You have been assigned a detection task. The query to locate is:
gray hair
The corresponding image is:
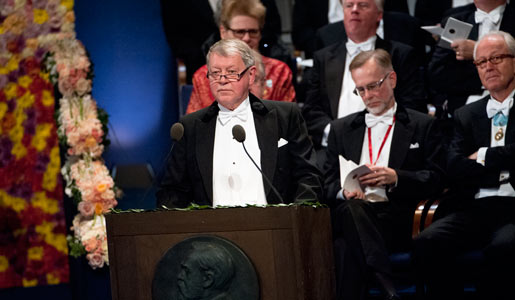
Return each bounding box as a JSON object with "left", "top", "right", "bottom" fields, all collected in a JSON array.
[
  {"left": 207, "top": 39, "right": 256, "bottom": 70},
  {"left": 473, "top": 31, "right": 515, "bottom": 59},
  {"left": 349, "top": 49, "right": 393, "bottom": 72},
  {"left": 342, "top": 0, "right": 384, "bottom": 12}
]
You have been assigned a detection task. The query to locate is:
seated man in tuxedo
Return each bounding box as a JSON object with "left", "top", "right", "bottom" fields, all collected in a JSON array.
[
  {"left": 427, "top": 0, "right": 515, "bottom": 114},
  {"left": 156, "top": 39, "right": 322, "bottom": 208},
  {"left": 324, "top": 49, "right": 445, "bottom": 300},
  {"left": 413, "top": 31, "right": 515, "bottom": 300},
  {"left": 301, "top": 0, "right": 425, "bottom": 168},
  {"left": 315, "top": 6, "right": 428, "bottom": 66}
]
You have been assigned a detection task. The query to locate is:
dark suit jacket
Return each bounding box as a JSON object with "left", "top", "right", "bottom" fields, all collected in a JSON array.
[
  {"left": 427, "top": 2, "right": 515, "bottom": 113},
  {"left": 315, "top": 11, "right": 428, "bottom": 64},
  {"left": 156, "top": 94, "right": 323, "bottom": 208},
  {"left": 448, "top": 96, "right": 515, "bottom": 200},
  {"left": 302, "top": 36, "right": 426, "bottom": 147},
  {"left": 324, "top": 105, "right": 445, "bottom": 210},
  {"left": 415, "top": 0, "right": 452, "bottom": 25}
]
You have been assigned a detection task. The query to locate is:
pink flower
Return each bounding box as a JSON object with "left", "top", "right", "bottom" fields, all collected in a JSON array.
[
  {"left": 75, "top": 78, "right": 91, "bottom": 95},
  {"left": 56, "top": 63, "right": 69, "bottom": 77},
  {"left": 84, "top": 237, "right": 100, "bottom": 252},
  {"left": 86, "top": 252, "right": 105, "bottom": 269},
  {"left": 76, "top": 56, "right": 90, "bottom": 70},
  {"left": 78, "top": 201, "right": 95, "bottom": 217},
  {"left": 58, "top": 77, "right": 73, "bottom": 97}
]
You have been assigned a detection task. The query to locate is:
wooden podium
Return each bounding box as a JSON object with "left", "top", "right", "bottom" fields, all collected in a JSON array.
[{"left": 105, "top": 206, "right": 335, "bottom": 300}]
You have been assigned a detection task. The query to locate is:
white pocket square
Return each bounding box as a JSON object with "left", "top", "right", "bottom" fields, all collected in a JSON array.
[
  {"left": 410, "top": 142, "right": 419, "bottom": 149},
  {"left": 278, "top": 138, "right": 289, "bottom": 148}
]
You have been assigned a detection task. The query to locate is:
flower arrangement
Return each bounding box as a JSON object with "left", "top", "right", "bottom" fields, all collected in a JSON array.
[
  {"left": 1, "top": 0, "right": 118, "bottom": 276},
  {"left": 42, "top": 36, "right": 118, "bottom": 269}
]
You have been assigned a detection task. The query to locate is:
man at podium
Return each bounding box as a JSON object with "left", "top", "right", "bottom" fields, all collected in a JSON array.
[{"left": 156, "top": 39, "right": 322, "bottom": 208}]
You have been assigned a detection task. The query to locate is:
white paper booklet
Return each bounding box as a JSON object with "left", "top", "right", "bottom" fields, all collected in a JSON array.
[
  {"left": 422, "top": 17, "right": 473, "bottom": 49},
  {"left": 338, "top": 155, "right": 372, "bottom": 193}
]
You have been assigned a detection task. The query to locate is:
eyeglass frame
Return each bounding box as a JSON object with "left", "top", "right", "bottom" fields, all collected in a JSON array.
[
  {"left": 473, "top": 54, "right": 514, "bottom": 69},
  {"left": 227, "top": 27, "right": 261, "bottom": 38},
  {"left": 353, "top": 71, "right": 392, "bottom": 96},
  {"left": 206, "top": 66, "right": 252, "bottom": 82}
]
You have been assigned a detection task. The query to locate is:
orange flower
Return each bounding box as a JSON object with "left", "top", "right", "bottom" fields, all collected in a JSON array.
[
  {"left": 96, "top": 183, "right": 107, "bottom": 193},
  {"left": 94, "top": 203, "right": 104, "bottom": 215},
  {"left": 85, "top": 136, "right": 97, "bottom": 148}
]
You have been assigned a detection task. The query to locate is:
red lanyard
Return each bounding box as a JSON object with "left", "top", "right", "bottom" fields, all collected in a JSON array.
[{"left": 368, "top": 116, "right": 395, "bottom": 165}]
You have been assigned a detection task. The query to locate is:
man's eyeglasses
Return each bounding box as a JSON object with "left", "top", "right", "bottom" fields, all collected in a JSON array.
[
  {"left": 207, "top": 66, "right": 251, "bottom": 82},
  {"left": 353, "top": 72, "right": 392, "bottom": 96},
  {"left": 473, "top": 54, "right": 514, "bottom": 69},
  {"left": 227, "top": 27, "right": 261, "bottom": 38}
]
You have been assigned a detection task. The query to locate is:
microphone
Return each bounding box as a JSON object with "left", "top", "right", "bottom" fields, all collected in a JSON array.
[
  {"left": 170, "top": 122, "right": 184, "bottom": 141},
  {"left": 232, "top": 125, "right": 284, "bottom": 204},
  {"left": 232, "top": 124, "right": 246, "bottom": 143}
]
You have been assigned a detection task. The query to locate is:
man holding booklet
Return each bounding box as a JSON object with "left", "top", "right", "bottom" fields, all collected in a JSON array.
[{"left": 323, "top": 49, "right": 446, "bottom": 300}]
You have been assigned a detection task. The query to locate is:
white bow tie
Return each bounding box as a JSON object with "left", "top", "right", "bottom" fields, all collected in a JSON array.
[
  {"left": 365, "top": 111, "right": 395, "bottom": 128},
  {"left": 346, "top": 40, "right": 375, "bottom": 57},
  {"left": 218, "top": 110, "right": 248, "bottom": 125},
  {"left": 486, "top": 98, "right": 512, "bottom": 119},
  {"left": 475, "top": 10, "right": 501, "bottom": 25}
]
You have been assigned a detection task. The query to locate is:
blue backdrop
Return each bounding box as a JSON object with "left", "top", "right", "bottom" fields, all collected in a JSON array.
[{"left": 75, "top": 0, "right": 179, "bottom": 210}]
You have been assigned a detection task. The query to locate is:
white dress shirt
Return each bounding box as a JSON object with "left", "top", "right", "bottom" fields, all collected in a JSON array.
[
  {"left": 475, "top": 90, "right": 515, "bottom": 199},
  {"left": 212, "top": 98, "right": 267, "bottom": 207},
  {"left": 358, "top": 103, "right": 397, "bottom": 202}
]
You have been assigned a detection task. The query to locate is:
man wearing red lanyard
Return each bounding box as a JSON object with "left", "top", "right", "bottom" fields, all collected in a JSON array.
[{"left": 323, "top": 49, "right": 446, "bottom": 300}]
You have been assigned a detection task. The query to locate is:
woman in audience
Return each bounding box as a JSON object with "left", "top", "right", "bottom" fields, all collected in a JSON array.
[{"left": 186, "top": 0, "right": 295, "bottom": 114}]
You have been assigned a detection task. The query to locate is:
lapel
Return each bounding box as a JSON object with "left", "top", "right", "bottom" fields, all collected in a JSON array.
[
  {"left": 470, "top": 98, "right": 491, "bottom": 147},
  {"left": 347, "top": 111, "right": 367, "bottom": 164},
  {"left": 500, "top": 2, "right": 515, "bottom": 34},
  {"left": 326, "top": 41, "right": 348, "bottom": 119},
  {"left": 196, "top": 102, "right": 219, "bottom": 204},
  {"left": 375, "top": 36, "right": 391, "bottom": 53},
  {"left": 250, "top": 95, "right": 278, "bottom": 197},
  {"left": 388, "top": 106, "right": 414, "bottom": 169},
  {"left": 507, "top": 103, "right": 515, "bottom": 145},
  {"left": 464, "top": 9, "right": 479, "bottom": 40}
]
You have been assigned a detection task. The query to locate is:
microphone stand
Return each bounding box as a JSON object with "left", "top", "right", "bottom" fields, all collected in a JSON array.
[{"left": 240, "top": 141, "right": 284, "bottom": 204}]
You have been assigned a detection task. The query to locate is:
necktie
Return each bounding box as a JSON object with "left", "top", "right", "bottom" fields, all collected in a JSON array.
[
  {"left": 474, "top": 10, "right": 501, "bottom": 25},
  {"left": 218, "top": 110, "right": 248, "bottom": 126},
  {"left": 365, "top": 111, "right": 394, "bottom": 128},
  {"left": 493, "top": 112, "right": 508, "bottom": 127}
]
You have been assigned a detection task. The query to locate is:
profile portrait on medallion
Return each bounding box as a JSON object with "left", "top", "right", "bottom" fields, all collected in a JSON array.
[{"left": 152, "top": 235, "right": 259, "bottom": 300}]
